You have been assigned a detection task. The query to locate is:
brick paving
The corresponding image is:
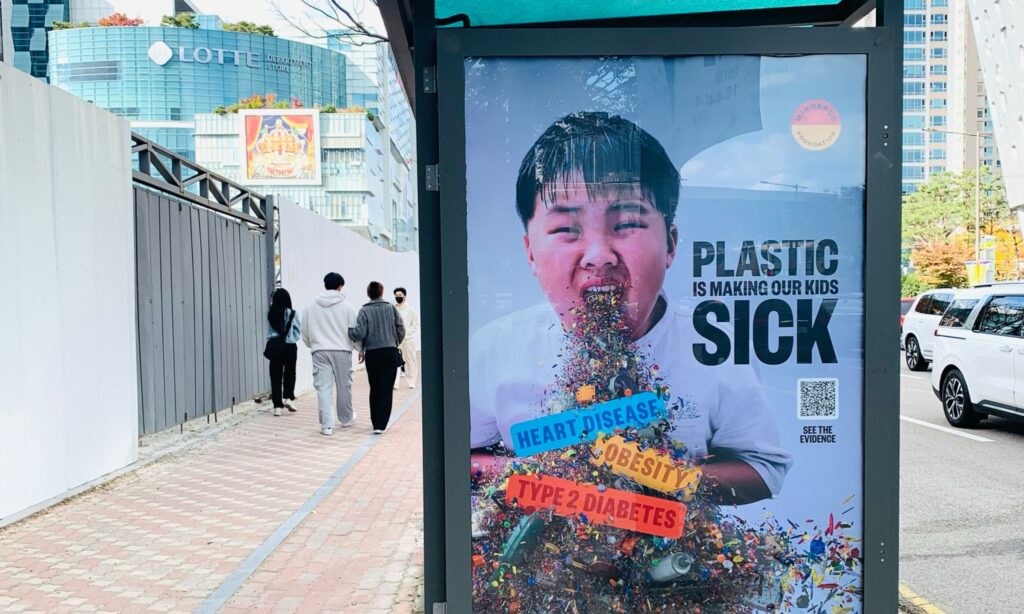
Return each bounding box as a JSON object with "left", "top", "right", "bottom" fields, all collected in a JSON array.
[{"left": 0, "top": 371, "right": 424, "bottom": 614}]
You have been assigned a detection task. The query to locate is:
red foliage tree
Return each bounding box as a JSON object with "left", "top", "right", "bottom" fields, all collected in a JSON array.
[{"left": 98, "top": 13, "right": 144, "bottom": 27}]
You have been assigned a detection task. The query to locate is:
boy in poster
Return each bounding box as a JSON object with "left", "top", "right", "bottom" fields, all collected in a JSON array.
[{"left": 470, "top": 111, "right": 793, "bottom": 505}]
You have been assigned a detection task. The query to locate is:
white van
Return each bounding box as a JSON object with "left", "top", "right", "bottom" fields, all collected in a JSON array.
[
  {"left": 902, "top": 289, "right": 955, "bottom": 371},
  {"left": 931, "top": 283, "right": 1024, "bottom": 427}
]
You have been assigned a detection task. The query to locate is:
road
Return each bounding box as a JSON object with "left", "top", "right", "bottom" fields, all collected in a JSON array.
[{"left": 899, "top": 358, "right": 1024, "bottom": 614}]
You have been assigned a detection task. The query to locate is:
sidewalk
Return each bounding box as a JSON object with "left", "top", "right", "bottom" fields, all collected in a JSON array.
[{"left": 0, "top": 372, "right": 424, "bottom": 614}]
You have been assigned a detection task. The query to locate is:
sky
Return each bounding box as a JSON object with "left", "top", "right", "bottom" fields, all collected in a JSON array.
[{"left": 188, "top": 0, "right": 386, "bottom": 44}]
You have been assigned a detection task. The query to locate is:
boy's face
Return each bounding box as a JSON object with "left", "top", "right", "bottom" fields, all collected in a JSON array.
[{"left": 524, "top": 177, "right": 677, "bottom": 339}]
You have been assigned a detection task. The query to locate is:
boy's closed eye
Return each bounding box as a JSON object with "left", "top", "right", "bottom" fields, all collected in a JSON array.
[
  {"left": 549, "top": 225, "right": 580, "bottom": 236},
  {"left": 614, "top": 218, "right": 647, "bottom": 232}
]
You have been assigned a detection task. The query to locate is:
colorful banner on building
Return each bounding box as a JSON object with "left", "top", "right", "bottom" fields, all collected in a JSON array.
[
  {"left": 467, "top": 55, "right": 866, "bottom": 612},
  {"left": 240, "top": 109, "right": 321, "bottom": 185}
]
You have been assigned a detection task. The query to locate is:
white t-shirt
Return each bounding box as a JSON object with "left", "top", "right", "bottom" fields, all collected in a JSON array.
[{"left": 469, "top": 298, "right": 793, "bottom": 496}]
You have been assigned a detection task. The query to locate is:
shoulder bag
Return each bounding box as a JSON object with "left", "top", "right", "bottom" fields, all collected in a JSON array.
[{"left": 263, "top": 310, "right": 296, "bottom": 360}]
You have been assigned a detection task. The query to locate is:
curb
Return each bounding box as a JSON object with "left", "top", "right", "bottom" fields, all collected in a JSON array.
[{"left": 899, "top": 583, "right": 947, "bottom": 614}]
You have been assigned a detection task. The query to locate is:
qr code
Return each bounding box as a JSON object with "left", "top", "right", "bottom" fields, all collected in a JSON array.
[{"left": 798, "top": 378, "right": 838, "bottom": 420}]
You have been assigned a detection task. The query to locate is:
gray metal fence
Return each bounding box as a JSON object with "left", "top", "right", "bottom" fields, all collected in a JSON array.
[{"left": 132, "top": 133, "right": 274, "bottom": 435}]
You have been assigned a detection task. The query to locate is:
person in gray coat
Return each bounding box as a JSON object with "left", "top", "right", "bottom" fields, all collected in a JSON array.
[{"left": 349, "top": 281, "right": 405, "bottom": 433}]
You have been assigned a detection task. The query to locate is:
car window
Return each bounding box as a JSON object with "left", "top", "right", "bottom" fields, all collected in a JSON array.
[
  {"left": 974, "top": 296, "right": 1024, "bottom": 336},
  {"left": 900, "top": 300, "right": 914, "bottom": 315},
  {"left": 938, "top": 299, "right": 978, "bottom": 328},
  {"left": 914, "top": 295, "right": 933, "bottom": 314},
  {"left": 928, "top": 292, "right": 953, "bottom": 315}
]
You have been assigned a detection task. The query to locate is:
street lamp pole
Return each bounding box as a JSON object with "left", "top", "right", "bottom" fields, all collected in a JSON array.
[
  {"left": 923, "top": 127, "right": 983, "bottom": 263},
  {"left": 975, "top": 133, "right": 981, "bottom": 264}
]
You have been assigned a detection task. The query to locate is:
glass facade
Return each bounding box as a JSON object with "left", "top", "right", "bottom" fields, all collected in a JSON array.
[
  {"left": 328, "top": 32, "right": 415, "bottom": 163},
  {"left": 10, "top": 0, "right": 68, "bottom": 80},
  {"left": 48, "top": 25, "right": 347, "bottom": 159},
  {"left": 195, "top": 112, "right": 417, "bottom": 252},
  {"left": 902, "top": 0, "right": 931, "bottom": 193},
  {"left": 902, "top": 1, "right": 999, "bottom": 194}
]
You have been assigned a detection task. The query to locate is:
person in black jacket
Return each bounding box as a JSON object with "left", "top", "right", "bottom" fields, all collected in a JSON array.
[
  {"left": 349, "top": 281, "right": 405, "bottom": 433},
  {"left": 266, "top": 288, "right": 301, "bottom": 417}
]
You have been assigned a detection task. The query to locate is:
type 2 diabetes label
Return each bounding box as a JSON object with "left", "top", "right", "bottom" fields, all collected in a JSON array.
[{"left": 505, "top": 474, "right": 686, "bottom": 538}]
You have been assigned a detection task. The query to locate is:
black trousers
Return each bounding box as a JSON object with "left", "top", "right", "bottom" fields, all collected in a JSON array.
[
  {"left": 365, "top": 347, "right": 401, "bottom": 430},
  {"left": 269, "top": 343, "right": 298, "bottom": 408}
]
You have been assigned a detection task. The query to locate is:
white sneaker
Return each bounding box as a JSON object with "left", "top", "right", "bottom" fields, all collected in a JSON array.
[
  {"left": 273, "top": 407, "right": 283, "bottom": 417},
  {"left": 339, "top": 419, "right": 356, "bottom": 428},
  {"left": 408, "top": 383, "right": 416, "bottom": 389},
  {"left": 372, "top": 429, "right": 384, "bottom": 435},
  {"left": 284, "top": 399, "right": 297, "bottom": 412},
  {"left": 320, "top": 427, "right": 334, "bottom": 436}
]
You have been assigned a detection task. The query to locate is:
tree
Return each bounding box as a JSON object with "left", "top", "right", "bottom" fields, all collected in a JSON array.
[
  {"left": 98, "top": 12, "right": 144, "bottom": 26},
  {"left": 216, "top": 93, "right": 308, "bottom": 114},
  {"left": 271, "top": 0, "right": 387, "bottom": 46},
  {"left": 51, "top": 21, "right": 90, "bottom": 30},
  {"left": 901, "top": 273, "right": 932, "bottom": 297},
  {"left": 223, "top": 21, "right": 276, "bottom": 36},
  {"left": 160, "top": 13, "right": 199, "bottom": 29},
  {"left": 903, "top": 169, "right": 1022, "bottom": 283},
  {"left": 902, "top": 168, "right": 1010, "bottom": 246},
  {"left": 993, "top": 226, "right": 1024, "bottom": 280},
  {"left": 913, "top": 240, "right": 971, "bottom": 288}
]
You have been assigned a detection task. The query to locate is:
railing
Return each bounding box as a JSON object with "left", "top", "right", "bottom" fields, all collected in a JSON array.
[
  {"left": 130, "top": 133, "right": 279, "bottom": 434},
  {"left": 131, "top": 132, "right": 268, "bottom": 229}
]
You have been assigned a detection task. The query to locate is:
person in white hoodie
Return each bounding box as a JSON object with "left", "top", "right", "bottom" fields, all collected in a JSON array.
[{"left": 301, "top": 272, "right": 361, "bottom": 436}]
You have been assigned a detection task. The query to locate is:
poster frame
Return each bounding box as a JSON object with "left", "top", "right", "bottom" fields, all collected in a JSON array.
[
  {"left": 238, "top": 108, "right": 322, "bottom": 186},
  {"left": 433, "top": 24, "right": 901, "bottom": 613}
]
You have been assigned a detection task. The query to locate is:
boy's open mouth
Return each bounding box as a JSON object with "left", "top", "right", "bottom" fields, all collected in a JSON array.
[{"left": 579, "top": 277, "right": 628, "bottom": 297}]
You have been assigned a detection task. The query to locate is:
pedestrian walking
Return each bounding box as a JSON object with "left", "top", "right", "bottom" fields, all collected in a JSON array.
[
  {"left": 301, "top": 272, "right": 361, "bottom": 436},
  {"left": 265, "top": 288, "right": 301, "bottom": 417},
  {"left": 393, "top": 287, "right": 420, "bottom": 389},
  {"left": 349, "top": 281, "right": 405, "bottom": 434}
]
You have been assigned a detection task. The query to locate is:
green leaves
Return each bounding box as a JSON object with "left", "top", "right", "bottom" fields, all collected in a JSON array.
[
  {"left": 223, "top": 21, "right": 276, "bottom": 37},
  {"left": 160, "top": 13, "right": 199, "bottom": 29},
  {"left": 902, "top": 168, "right": 1009, "bottom": 246}
]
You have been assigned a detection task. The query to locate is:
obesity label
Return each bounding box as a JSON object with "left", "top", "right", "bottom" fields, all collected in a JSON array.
[
  {"left": 505, "top": 473, "right": 686, "bottom": 539},
  {"left": 509, "top": 392, "right": 666, "bottom": 457},
  {"left": 590, "top": 435, "right": 702, "bottom": 499}
]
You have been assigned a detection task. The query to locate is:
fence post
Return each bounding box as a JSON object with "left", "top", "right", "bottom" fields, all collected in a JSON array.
[{"left": 264, "top": 195, "right": 276, "bottom": 293}]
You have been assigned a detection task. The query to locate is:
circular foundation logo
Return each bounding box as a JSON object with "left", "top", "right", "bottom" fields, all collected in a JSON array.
[
  {"left": 791, "top": 99, "right": 841, "bottom": 151},
  {"left": 148, "top": 41, "right": 173, "bottom": 66}
]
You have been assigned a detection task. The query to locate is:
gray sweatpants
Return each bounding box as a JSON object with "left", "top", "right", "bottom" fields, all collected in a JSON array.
[{"left": 311, "top": 350, "right": 354, "bottom": 428}]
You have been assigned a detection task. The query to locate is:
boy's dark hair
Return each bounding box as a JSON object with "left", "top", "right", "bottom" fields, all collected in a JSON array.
[
  {"left": 515, "top": 112, "right": 680, "bottom": 238},
  {"left": 394, "top": 287, "right": 408, "bottom": 296},
  {"left": 324, "top": 272, "right": 345, "bottom": 290},
  {"left": 367, "top": 281, "right": 384, "bottom": 300}
]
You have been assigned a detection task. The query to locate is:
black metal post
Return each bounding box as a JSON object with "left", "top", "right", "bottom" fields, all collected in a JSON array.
[{"left": 416, "top": 1, "right": 447, "bottom": 610}]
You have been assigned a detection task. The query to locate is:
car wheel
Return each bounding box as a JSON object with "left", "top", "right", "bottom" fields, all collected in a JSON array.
[
  {"left": 905, "top": 336, "right": 929, "bottom": 371},
  {"left": 941, "top": 369, "right": 982, "bottom": 428}
]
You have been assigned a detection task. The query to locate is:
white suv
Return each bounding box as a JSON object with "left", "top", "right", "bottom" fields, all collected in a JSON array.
[
  {"left": 931, "top": 284, "right": 1024, "bottom": 427},
  {"left": 902, "top": 289, "right": 955, "bottom": 371}
]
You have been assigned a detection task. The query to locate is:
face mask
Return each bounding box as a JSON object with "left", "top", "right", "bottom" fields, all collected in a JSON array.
[{"left": 396, "top": 296, "right": 405, "bottom": 304}]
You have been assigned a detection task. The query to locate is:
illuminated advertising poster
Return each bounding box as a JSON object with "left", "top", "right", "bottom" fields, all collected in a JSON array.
[
  {"left": 467, "top": 56, "right": 865, "bottom": 612},
  {"left": 240, "top": 109, "right": 321, "bottom": 185}
]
